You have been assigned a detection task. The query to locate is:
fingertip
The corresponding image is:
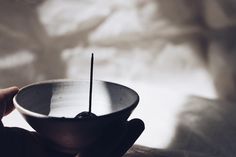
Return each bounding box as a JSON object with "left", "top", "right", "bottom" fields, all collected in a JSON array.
[
  {"left": 0, "top": 86, "right": 19, "bottom": 116},
  {"left": 106, "top": 119, "right": 145, "bottom": 157},
  {"left": 128, "top": 118, "right": 145, "bottom": 133},
  {"left": 0, "top": 86, "right": 19, "bottom": 96},
  {"left": 7, "top": 86, "right": 19, "bottom": 93}
]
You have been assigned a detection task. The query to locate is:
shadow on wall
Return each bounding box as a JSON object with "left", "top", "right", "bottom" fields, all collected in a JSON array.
[
  {"left": 152, "top": 0, "right": 236, "bottom": 156},
  {"left": 0, "top": 0, "right": 207, "bottom": 88},
  {"left": 0, "top": 0, "right": 62, "bottom": 87},
  {"left": 168, "top": 96, "right": 236, "bottom": 157},
  {"left": 0, "top": 0, "right": 106, "bottom": 88}
]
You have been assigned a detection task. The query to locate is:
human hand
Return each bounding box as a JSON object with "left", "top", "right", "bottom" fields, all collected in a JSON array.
[
  {"left": 78, "top": 119, "right": 144, "bottom": 157},
  {"left": 0, "top": 87, "right": 72, "bottom": 157},
  {"left": 0, "top": 87, "right": 19, "bottom": 120}
]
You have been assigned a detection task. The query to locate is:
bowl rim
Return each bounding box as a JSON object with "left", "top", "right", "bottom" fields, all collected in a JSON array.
[{"left": 13, "top": 79, "right": 139, "bottom": 121}]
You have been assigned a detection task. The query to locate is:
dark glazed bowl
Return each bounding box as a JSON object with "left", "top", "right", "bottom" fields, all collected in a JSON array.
[{"left": 13, "top": 80, "right": 139, "bottom": 154}]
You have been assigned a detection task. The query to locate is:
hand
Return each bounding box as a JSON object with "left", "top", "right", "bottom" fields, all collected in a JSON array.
[
  {"left": 0, "top": 87, "right": 19, "bottom": 120},
  {"left": 79, "top": 119, "right": 144, "bottom": 157},
  {"left": 0, "top": 87, "right": 145, "bottom": 157},
  {"left": 0, "top": 87, "right": 72, "bottom": 157}
]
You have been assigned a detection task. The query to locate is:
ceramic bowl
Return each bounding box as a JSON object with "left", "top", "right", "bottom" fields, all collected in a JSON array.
[{"left": 13, "top": 80, "right": 139, "bottom": 154}]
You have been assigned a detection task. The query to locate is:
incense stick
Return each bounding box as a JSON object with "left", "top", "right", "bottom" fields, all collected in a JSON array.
[{"left": 89, "top": 53, "right": 94, "bottom": 113}]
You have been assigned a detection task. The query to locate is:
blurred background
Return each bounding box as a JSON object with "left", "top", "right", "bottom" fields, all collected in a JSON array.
[{"left": 1, "top": 0, "right": 227, "bottom": 149}]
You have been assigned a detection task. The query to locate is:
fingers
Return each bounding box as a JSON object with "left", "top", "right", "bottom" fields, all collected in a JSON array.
[
  {"left": 1, "top": 127, "right": 74, "bottom": 157},
  {"left": 110, "top": 119, "right": 145, "bottom": 157},
  {"left": 0, "top": 87, "right": 74, "bottom": 157},
  {"left": 1, "top": 127, "right": 46, "bottom": 157},
  {"left": 0, "top": 86, "right": 19, "bottom": 119},
  {"left": 80, "top": 119, "right": 145, "bottom": 157},
  {"left": 0, "top": 87, "right": 19, "bottom": 101}
]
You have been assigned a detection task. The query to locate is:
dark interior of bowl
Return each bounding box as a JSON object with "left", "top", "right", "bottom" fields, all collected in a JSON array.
[{"left": 15, "top": 80, "right": 139, "bottom": 118}]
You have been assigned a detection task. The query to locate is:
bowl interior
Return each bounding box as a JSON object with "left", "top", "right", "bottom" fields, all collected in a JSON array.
[{"left": 14, "top": 80, "right": 139, "bottom": 118}]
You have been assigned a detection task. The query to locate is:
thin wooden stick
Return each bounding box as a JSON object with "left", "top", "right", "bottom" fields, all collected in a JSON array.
[{"left": 89, "top": 53, "right": 94, "bottom": 113}]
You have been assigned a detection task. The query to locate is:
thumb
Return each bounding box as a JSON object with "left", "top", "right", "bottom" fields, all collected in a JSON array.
[{"left": 0, "top": 86, "right": 19, "bottom": 119}]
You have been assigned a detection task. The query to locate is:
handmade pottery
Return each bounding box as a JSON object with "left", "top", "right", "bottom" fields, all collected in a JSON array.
[{"left": 13, "top": 80, "right": 139, "bottom": 154}]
